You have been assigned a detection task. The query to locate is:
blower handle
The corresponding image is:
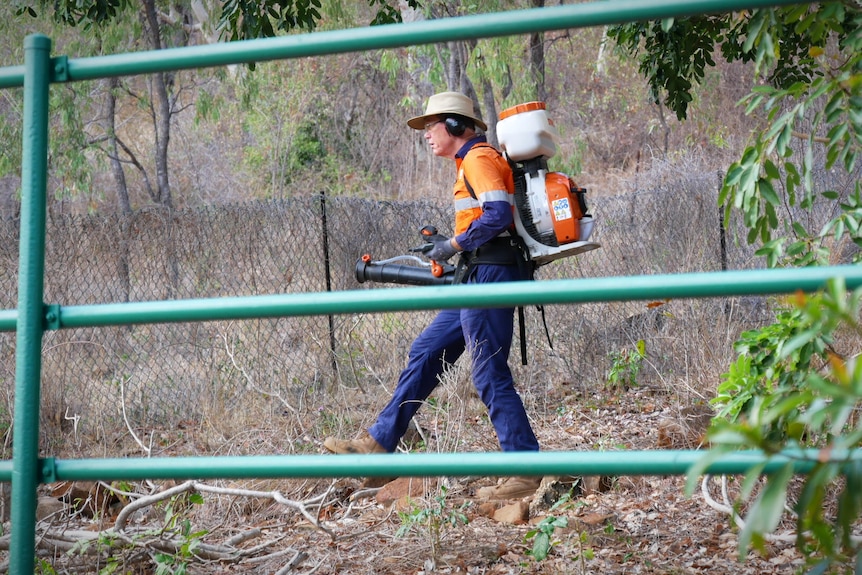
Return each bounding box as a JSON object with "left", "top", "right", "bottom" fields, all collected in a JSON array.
[{"left": 418, "top": 225, "right": 444, "bottom": 277}]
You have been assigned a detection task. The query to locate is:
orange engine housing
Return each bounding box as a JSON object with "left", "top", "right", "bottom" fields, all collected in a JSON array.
[{"left": 544, "top": 172, "right": 584, "bottom": 244}]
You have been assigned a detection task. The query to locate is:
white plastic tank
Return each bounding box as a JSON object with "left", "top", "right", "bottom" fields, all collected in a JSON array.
[{"left": 496, "top": 102, "right": 558, "bottom": 162}]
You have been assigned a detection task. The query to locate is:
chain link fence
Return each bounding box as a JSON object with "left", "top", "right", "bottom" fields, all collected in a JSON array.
[{"left": 0, "top": 172, "right": 800, "bottom": 457}]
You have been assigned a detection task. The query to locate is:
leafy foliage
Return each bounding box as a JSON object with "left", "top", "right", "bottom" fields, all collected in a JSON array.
[
  {"left": 605, "top": 339, "right": 645, "bottom": 390},
  {"left": 368, "top": 0, "right": 422, "bottom": 26},
  {"left": 14, "top": 0, "right": 131, "bottom": 28},
  {"left": 218, "top": 0, "right": 422, "bottom": 42},
  {"left": 697, "top": 280, "right": 862, "bottom": 569},
  {"left": 608, "top": 5, "right": 851, "bottom": 122},
  {"left": 15, "top": 0, "right": 421, "bottom": 46},
  {"left": 711, "top": 302, "right": 830, "bottom": 443},
  {"left": 525, "top": 514, "right": 569, "bottom": 561},
  {"left": 722, "top": 47, "right": 862, "bottom": 262},
  {"left": 614, "top": 5, "right": 862, "bottom": 264},
  {"left": 608, "top": 16, "right": 723, "bottom": 121},
  {"left": 616, "top": 4, "right": 862, "bottom": 569},
  {"left": 217, "top": 0, "right": 323, "bottom": 42},
  {"left": 396, "top": 485, "right": 470, "bottom": 560}
]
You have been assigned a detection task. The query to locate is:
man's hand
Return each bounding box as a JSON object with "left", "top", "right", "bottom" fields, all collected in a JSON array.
[{"left": 424, "top": 235, "right": 458, "bottom": 262}]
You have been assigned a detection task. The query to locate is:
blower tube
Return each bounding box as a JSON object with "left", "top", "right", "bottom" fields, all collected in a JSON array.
[{"left": 355, "top": 258, "right": 454, "bottom": 286}]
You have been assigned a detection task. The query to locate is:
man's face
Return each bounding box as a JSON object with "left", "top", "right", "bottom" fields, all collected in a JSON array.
[{"left": 423, "top": 117, "right": 457, "bottom": 159}]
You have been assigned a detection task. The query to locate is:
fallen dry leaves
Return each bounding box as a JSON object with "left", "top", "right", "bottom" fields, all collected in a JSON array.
[{"left": 16, "top": 386, "right": 817, "bottom": 574}]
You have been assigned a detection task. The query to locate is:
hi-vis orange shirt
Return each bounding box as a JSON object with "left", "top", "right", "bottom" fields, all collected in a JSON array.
[{"left": 452, "top": 138, "right": 515, "bottom": 252}]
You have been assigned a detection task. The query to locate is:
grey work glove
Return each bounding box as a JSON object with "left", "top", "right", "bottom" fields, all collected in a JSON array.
[{"left": 424, "top": 235, "right": 458, "bottom": 262}]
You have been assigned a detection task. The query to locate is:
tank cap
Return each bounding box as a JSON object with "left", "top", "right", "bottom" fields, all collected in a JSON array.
[{"left": 498, "top": 101, "right": 546, "bottom": 121}]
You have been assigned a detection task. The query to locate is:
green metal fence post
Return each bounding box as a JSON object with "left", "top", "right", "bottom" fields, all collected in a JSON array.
[{"left": 11, "top": 33, "right": 52, "bottom": 573}]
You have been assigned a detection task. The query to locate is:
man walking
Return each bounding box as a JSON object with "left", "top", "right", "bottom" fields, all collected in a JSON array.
[{"left": 324, "top": 91, "right": 541, "bottom": 500}]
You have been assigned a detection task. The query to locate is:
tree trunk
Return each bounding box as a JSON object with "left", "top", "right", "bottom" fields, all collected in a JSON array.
[
  {"left": 446, "top": 40, "right": 462, "bottom": 91},
  {"left": 595, "top": 26, "right": 609, "bottom": 79},
  {"left": 142, "top": 0, "right": 173, "bottom": 208},
  {"left": 482, "top": 78, "right": 499, "bottom": 147},
  {"left": 104, "top": 78, "right": 132, "bottom": 215},
  {"left": 104, "top": 77, "right": 133, "bottom": 302},
  {"left": 529, "top": 0, "right": 546, "bottom": 102},
  {"left": 590, "top": 26, "right": 610, "bottom": 111}
]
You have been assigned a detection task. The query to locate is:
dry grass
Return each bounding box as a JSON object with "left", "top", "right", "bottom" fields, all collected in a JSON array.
[
  {"left": 0, "top": 163, "right": 788, "bottom": 461},
  {"left": 1, "top": 11, "right": 858, "bottom": 573}
]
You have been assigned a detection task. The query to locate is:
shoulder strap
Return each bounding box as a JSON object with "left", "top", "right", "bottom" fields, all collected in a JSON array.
[{"left": 465, "top": 178, "right": 477, "bottom": 200}]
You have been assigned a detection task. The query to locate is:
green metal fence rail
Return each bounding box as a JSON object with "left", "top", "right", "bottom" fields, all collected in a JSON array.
[
  {"left": 0, "top": 0, "right": 821, "bottom": 90},
  {"left": 0, "top": 0, "right": 837, "bottom": 571},
  {"left": 1, "top": 265, "right": 861, "bottom": 333},
  {"left": 2, "top": 450, "right": 862, "bottom": 485}
]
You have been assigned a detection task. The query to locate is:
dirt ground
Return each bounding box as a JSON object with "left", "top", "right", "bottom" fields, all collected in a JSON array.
[
  {"left": 238, "top": 385, "right": 805, "bottom": 575},
  {"left": 12, "top": 384, "right": 817, "bottom": 574}
]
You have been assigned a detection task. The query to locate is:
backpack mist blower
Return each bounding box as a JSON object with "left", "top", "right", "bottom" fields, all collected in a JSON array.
[
  {"left": 497, "top": 101, "right": 599, "bottom": 266},
  {"left": 355, "top": 101, "right": 599, "bottom": 286}
]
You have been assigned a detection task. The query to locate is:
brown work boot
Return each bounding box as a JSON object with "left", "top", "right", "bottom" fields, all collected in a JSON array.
[
  {"left": 323, "top": 434, "right": 387, "bottom": 455},
  {"left": 476, "top": 476, "right": 542, "bottom": 500},
  {"left": 323, "top": 434, "right": 394, "bottom": 489}
]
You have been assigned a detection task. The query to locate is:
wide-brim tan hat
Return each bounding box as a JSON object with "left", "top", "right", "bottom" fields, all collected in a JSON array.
[{"left": 407, "top": 91, "right": 487, "bottom": 131}]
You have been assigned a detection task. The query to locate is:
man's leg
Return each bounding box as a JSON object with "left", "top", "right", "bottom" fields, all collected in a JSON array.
[
  {"left": 464, "top": 265, "right": 541, "bottom": 500},
  {"left": 462, "top": 304, "right": 539, "bottom": 452},
  {"left": 462, "top": 266, "right": 539, "bottom": 452},
  {"left": 325, "top": 308, "right": 466, "bottom": 454},
  {"left": 367, "top": 308, "right": 466, "bottom": 451}
]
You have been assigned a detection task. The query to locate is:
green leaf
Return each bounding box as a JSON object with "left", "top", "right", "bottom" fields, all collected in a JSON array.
[
  {"left": 763, "top": 159, "right": 780, "bottom": 180},
  {"left": 739, "top": 462, "right": 769, "bottom": 502},
  {"left": 739, "top": 462, "right": 793, "bottom": 556},
  {"left": 531, "top": 532, "right": 551, "bottom": 560},
  {"left": 745, "top": 94, "right": 765, "bottom": 115},
  {"left": 744, "top": 11, "right": 765, "bottom": 53},
  {"left": 775, "top": 122, "right": 794, "bottom": 156},
  {"left": 724, "top": 163, "right": 744, "bottom": 186},
  {"left": 709, "top": 429, "right": 757, "bottom": 445},
  {"left": 827, "top": 122, "right": 848, "bottom": 148},
  {"left": 843, "top": 149, "right": 858, "bottom": 173},
  {"left": 759, "top": 178, "right": 779, "bottom": 206},
  {"left": 779, "top": 328, "right": 819, "bottom": 359},
  {"left": 763, "top": 392, "right": 810, "bottom": 424},
  {"left": 837, "top": 460, "right": 862, "bottom": 549}
]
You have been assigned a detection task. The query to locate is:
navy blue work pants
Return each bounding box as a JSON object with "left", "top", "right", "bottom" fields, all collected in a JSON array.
[{"left": 367, "top": 263, "right": 539, "bottom": 453}]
